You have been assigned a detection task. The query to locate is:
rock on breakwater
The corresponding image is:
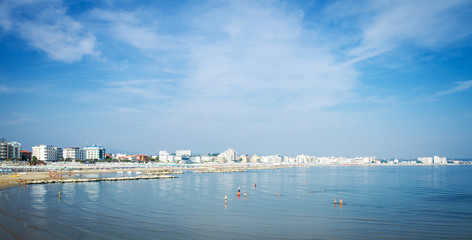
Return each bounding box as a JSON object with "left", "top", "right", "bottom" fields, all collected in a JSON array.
[
  {"left": 16, "top": 174, "right": 176, "bottom": 185},
  {"left": 194, "top": 168, "right": 247, "bottom": 173}
]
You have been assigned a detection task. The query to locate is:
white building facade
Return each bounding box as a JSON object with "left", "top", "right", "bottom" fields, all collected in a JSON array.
[
  {"left": 32, "top": 145, "right": 57, "bottom": 161},
  {"left": 84, "top": 145, "right": 105, "bottom": 160},
  {"left": 219, "top": 149, "right": 237, "bottom": 163},
  {"left": 63, "top": 147, "right": 86, "bottom": 160},
  {"left": 0, "top": 139, "right": 22, "bottom": 160},
  {"left": 176, "top": 150, "right": 191, "bottom": 157}
]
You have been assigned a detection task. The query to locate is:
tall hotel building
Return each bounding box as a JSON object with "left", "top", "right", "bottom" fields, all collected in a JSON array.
[
  {"left": 32, "top": 145, "right": 57, "bottom": 161},
  {"left": 84, "top": 145, "right": 105, "bottom": 160},
  {"left": 63, "top": 147, "right": 86, "bottom": 160},
  {"left": 0, "top": 139, "right": 22, "bottom": 160}
]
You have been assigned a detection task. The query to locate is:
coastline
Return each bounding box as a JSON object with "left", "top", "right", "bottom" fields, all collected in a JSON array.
[{"left": 0, "top": 162, "right": 463, "bottom": 191}]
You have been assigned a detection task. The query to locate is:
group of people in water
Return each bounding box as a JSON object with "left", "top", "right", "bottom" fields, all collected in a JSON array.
[
  {"left": 225, "top": 181, "right": 344, "bottom": 207},
  {"left": 225, "top": 183, "right": 256, "bottom": 205}
]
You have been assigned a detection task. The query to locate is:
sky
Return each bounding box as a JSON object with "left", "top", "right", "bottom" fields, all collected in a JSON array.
[{"left": 1, "top": 0, "right": 471, "bottom": 158}]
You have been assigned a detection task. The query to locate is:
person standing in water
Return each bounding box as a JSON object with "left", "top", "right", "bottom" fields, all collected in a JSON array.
[
  {"left": 238, "top": 187, "right": 241, "bottom": 197},
  {"left": 58, "top": 190, "right": 62, "bottom": 198},
  {"left": 225, "top": 195, "right": 228, "bottom": 204},
  {"left": 334, "top": 198, "right": 337, "bottom": 204}
]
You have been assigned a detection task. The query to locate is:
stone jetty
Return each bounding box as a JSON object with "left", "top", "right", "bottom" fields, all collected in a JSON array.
[
  {"left": 18, "top": 174, "right": 176, "bottom": 185},
  {"left": 194, "top": 168, "right": 247, "bottom": 173}
]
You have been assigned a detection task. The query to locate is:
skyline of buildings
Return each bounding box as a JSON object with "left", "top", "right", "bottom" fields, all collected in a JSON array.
[{"left": 0, "top": 138, "right": 460, "bottom": 165}]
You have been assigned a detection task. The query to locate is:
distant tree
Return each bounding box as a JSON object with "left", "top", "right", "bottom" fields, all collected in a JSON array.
[{"left": 31, "top": 156, "right": 38, "bottom": 165}]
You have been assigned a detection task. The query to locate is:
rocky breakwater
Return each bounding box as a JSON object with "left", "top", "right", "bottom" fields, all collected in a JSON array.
[
  {"left": 19, "top": 174, "right": 176, "bottom": 185},
  {"left": 194, "top": 168, "right": 247, "bottom": 173},
  {"left": 141, "top": 170, "right": 183, "bottom": 175}
]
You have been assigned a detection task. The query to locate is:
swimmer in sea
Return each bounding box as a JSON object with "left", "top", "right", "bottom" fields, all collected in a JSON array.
[
  {"left": 58, "top": 190, "right": 62, "bottom": 198},
  {"left": 254, "top": 182, "right": 256, "bottom": 188},
  {"left": 277, "top": 193, "right": 280, "bottom": 197},
  {"left": 244, "top": 192, "right": 247, "bottom": 198},
  {"left": 340, "top": 198, "right": 343, "bottom": 205}
]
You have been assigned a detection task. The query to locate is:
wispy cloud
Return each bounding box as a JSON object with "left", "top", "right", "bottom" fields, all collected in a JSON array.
[
  {"left": 438, "top": 80, "right": 472, "bottom": 96},
  {"left": 1, "top": 0, "right": 99, "bottom": 62},
  {"left": 0, "top": 85, "right": 14, "bottom": 93},
  {"left": 0, "top": 113, "right": 34, "bottom": 126},
  {"left": 345, "top": 0, "right": 470, "bottom": 64},
  {"left": 89, "top": 9, "right": 182, "bottom": 52}
]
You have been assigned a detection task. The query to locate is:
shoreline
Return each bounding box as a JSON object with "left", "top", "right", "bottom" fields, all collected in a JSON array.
[{"left": 0, "top": 162, "right": 465, "bottom": 191}]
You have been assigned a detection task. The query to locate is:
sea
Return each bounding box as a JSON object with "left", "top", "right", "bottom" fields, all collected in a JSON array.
[{"left": 0, "top": 165, "right": 471, "bottom": 239}]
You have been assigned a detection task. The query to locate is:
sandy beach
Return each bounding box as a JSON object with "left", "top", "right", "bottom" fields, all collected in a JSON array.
[
  {"left": 0, "top": 171, "right": 51, "bottom": 190},
  {"left": 0, "top": 163, "right": 284, "bottom": 190}
]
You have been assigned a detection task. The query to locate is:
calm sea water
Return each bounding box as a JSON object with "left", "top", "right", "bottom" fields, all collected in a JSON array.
[{"left": 0, "top": 166, "right": 471, "bottom": 239}]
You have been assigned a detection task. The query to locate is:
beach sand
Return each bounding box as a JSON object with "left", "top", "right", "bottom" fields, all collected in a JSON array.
[{"left": 0, "top": 171, "right": 51, "bottom": 190}]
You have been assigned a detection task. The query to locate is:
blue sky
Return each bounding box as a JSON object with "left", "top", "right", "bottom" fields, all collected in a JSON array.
[{"left": 1, "top": 0, "right": 471, "bottom": 158}]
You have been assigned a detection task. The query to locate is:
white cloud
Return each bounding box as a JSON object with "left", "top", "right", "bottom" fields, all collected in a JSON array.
[
  {"left": 1, "top": 0, "right": 99, "bottom": 62},
  {"left": 346, "top": 0, "right": 470, "bottom": 64},
  {"left": 177, "top": 1, "right": 358, "bottom": 117},
  {"left": 90, "top": 9, "right": 182, "bottom": 52},
  {"left": 438, "top": 80, "right": 472, "bottom": 96}
]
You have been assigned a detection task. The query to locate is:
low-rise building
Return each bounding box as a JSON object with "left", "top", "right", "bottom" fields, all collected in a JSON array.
[{"left": 21, "top": 150, "right": 32, "bottom": 161}]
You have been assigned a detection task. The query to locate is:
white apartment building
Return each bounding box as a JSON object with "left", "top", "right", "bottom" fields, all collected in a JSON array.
[
  {"left": 84, "top": 145, "right": 105, "bottom": 160},
  {"left": 0, "top": 139, "right": 22, "bottom": 160},
  {"left": 296, "top": 154, "right": 311, "bottom": 164},
  {"left": 201, "top": 155, "right": 214, "bottom": 162},
  {"left": 219, "top": 148, "right": 237, "bottom": 163},
  {"left": 159, "top": 150, "right": 170, "bottom": 162},
  {"left": 176, "top": 150, "right": 191, "bottom": 157},
  {"left": 32, "top": 145, "right": 57, "bottom": 161},
  {"left": 63, "top": 147, "right": 86, "bottom": 160},
  {"left": 433, "top": 156, "right": 447, "bottom": 165},
  {"left": 418, "top": 157, "right": 433, "bottom": 164},
  {"left": 9, "top": 141, "right": 22, "bottom": 159},
  {"left": 250, "top": 154, "right": 261, "bottom": 163}
]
